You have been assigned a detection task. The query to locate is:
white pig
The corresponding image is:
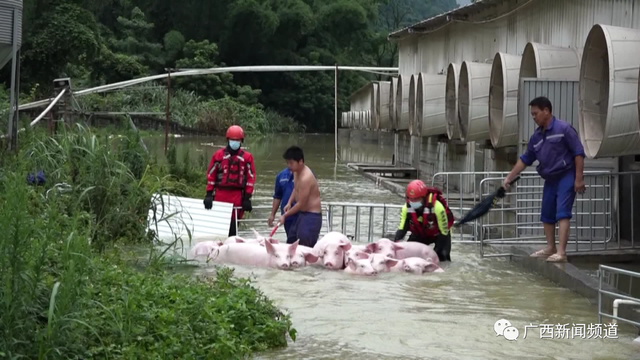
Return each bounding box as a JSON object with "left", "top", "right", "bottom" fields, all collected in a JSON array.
[
  {"left": 391, "top": 257, "right": 445, "bottom": 274},
  {"left": 369, "top": 253, "right": 400, "bottom": 273},
  {"left": 292, "top": 245, "right": 319, "bottom": 268},
  {"left": 368, "top": 238, "right": 439, "bottom": 264},
  {"left": 312, "top": 232, "right": 352, "bottom": 270},
  {"left": 344, "top": 244, "right": 372, "bottom": 266},
  {"left": 208, "top": 240, "right": 313, "bottom": 270},
  {"left": 190, "top": 240, "right": 224, "bottom": 258},
  {"left": 343, "top": 251, "right": 377, "bottom": 276}
]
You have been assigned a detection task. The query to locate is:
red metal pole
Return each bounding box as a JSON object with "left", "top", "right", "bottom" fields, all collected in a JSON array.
[{"left": 164, "top": 71, "right": 172, "bottom": 155}]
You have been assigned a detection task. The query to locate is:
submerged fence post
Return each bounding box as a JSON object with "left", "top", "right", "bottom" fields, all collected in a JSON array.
[
  {"left": 164, "top": 69, "right": 172, "bottom": 155},
  {"left": 6, "top": 9, "right": 20, "bottom": 152},
  {"left": 334, "top": 63, "right": 338, "bottom": 163}
]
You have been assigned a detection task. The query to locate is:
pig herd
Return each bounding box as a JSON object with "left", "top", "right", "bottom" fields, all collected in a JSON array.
[{"left": 190, "top": 230, "right": 445, "bottom": 276}]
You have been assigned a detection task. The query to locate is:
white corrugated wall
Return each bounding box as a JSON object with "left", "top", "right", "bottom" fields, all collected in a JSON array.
[{"left": 397, "top": 0, "right": 640, "bottom": 76}]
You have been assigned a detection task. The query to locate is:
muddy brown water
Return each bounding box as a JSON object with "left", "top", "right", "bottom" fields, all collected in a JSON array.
[{"left": 144, "top": 133, "right": 640, "bottom": 359}]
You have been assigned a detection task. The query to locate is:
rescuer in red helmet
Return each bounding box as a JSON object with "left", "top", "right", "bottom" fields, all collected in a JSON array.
[
  {"left": 394, "top": 179, "right": 455, "bottom": 262},
  {"left": 203, "top": 125, "right": 256, "bottom": 236}
]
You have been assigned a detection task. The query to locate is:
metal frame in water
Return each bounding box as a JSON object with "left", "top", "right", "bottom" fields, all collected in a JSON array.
[
  {"left": 233, "top": 202, "right": 404, "bottom": 243},
  {"left": 597, "top": 265, "right": 640, "bottom": 329}
]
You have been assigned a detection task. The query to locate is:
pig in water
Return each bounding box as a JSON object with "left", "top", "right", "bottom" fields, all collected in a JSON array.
[
  {"left": 344, "top": 244, "right": 373, "bottom": 266},
  {"left": 190, "top": 240, "right": 224, "bottom": 258},
  {"left": 368, "top": 253, "right": 400, "bottom": 273},
  {"left": 223, "top": 229, "right": 276, "bottom": 246},
  {"left": 391, "top": 257, "right": 444, "bottom": 274},
  {"left": 367, "top": 238, "right": 439, "bottom": 264},
  {"left": 291, "top": 244, "right": 319, "bottom": 268},
  {"left": 343, "top": 251, "right": 377, "bottom": 276},
  {"left": 209, "top": 240, "right": 315, "bottom": 270},
  {"left": 312, "top": 231, "right": 352, "bottom": 270}
]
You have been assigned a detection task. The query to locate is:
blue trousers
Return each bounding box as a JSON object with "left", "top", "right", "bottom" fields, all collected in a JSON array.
[
  {"left": 288, "top": 211, "right": 323, "bottom": 247},
  {"left": 541, "top": 171, "right": 576, "bottom": 224}
]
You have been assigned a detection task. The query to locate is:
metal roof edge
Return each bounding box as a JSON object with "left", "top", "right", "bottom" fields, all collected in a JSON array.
[
  {"left": 348, "top": 81, "right": 376, "bottom": 101},
  {"left": 387, "top": 0, "right": 502, "bottom": 40}
]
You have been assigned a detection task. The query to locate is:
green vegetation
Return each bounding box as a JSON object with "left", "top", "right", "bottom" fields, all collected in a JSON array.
[
  {"left": 1, "top": 0, "right": 458, "bottom": 133},
  {"left": 0, "top": 125, "right": 295, "bottom": 358}
]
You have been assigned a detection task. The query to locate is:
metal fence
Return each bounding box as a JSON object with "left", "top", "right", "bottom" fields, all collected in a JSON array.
[
  {"left": 231, "top": 171, "right": 640, "bottom": 254},
  {"left": 597, "top": 265, "right": 640, "bottom": 328},
  {"left": 233, "top": 202, "right": 403, "bottom": 243}
]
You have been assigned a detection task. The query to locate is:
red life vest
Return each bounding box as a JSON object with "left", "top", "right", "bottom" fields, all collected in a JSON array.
[
  {"left": 207, "top": 148, "right": 255, "bottom": 192},
  {"left": 407, "top": 187, "right": 455, "bottom": 238}
]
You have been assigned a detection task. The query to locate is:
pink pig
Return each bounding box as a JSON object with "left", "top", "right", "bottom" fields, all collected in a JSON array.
[
  {"left": 292, "top": 245, "right": 319, "bottom": 268},
  {"left": 312, "top": 231, "right": 352, "bottom": 270},
  {"left": 367, "top": 238, "right": 439, "bottom": 264},
  {"left": 344, "top": 244, "right": 372, "bottom": 266},
  {"left": 190, "top": 240, "right": 224, "bottom": 258},
  {"left": 391, "top": 257, "right": 445, "bottom": 274},
  {"left": 368, "top": 253, "right": 400, "bottom": 273},
  {"left": 343, "top": 251, "right": 377, "bottom": 276},
  {"left": 208, "top": 240, "right": 314, "bottom": 270}
]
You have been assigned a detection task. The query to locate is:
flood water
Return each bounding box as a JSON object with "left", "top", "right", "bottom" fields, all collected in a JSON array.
[{"left": 145, "top": 133, "right": 640, "bottom": 359}]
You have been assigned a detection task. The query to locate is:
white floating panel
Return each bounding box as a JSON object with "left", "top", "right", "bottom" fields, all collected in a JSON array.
[
  {"left": 458, "top": 61, "right": 492, "bottom": 143},
  {"left": 408, "top": 74, "right": 419, "bottom": 135},
  {"left": 416, "top": 72, "right": 447, "bottom": 137},
  {"left": 395, "top": 74, "right": 411, "bottom": 131},
  {"left": 579, "top": 24, "right": 640, "bottom": 158},
  {"left": 147, "top": 194, "right": 233, "bottom": 241},
  {"left": 445, "top": 63, "right": 462, "bottom": 140},
  {"left": 370, "top": 82, "right": 379, "bottom": 130},
  {"left": 489, "top": 52, "right": 522, "bottom": 148},
  {"left": 377, "top": 81, "right": 391, "bottom": 131},
  {"left": 388, "top": 77, "right": 398, "bottom": 131},
  {"left": 341, "top": 112, "right": 347, "bottom": 127}
]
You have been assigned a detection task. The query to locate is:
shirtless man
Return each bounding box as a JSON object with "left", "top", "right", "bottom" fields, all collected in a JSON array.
[{"left": 278, "top": 146, "right": 323, "bottom": 247}]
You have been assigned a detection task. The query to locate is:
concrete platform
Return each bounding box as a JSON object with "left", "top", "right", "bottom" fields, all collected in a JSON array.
[{"left": 488, "top": 243, "right": 640, "bottom": 333}]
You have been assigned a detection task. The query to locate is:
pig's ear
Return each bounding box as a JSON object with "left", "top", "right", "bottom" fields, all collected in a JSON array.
[
  {"left": 355, "top": 251, "right": 370, "bottom": 260},
  {"left": 216, "top": 240, "right": 224, "bottom": 247},
  {"left": 392, "top": 242, "right": 405, "bottom": 251},
  {"left": 235, "top": 238, "right": 246, "bottom": 243},
  {"left": 252, "top": 229, "right": 262, "bottom": 239},
  {"left": 385, "top": 257, "right": 400, "bottom": 268},
  {"left": 288, "top": 240, "right": 299, "bottom": 254},
  {"left": 311, "top": 243, "right": 324, "bottom": 258},
  {"left": 304, "top": 252, "right": 319, "bottom": 264},
  {"left": 346, "top": 259, "right": 357, "bottom": 270},
  {"left": 339, "top": 240, "right": 352, "bottom": 251},
  {"left": 428, "top": 243, "right": 435, "bottom": 249},
  {"left": 364, "top": 243, "right": 377, "bottom": 253},
  {"left": 264, "top": 240, "right": 276, "bottom": 255}
]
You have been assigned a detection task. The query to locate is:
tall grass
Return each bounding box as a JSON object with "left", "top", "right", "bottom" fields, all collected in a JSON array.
[
  {"left": 0, "top": 125, "right": 295, "bottom": 358},
  {"left": 77, "top": 86, "right": 305, "bottom": 134}
]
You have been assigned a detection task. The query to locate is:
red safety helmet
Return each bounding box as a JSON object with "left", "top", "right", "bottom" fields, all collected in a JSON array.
[
  {"left": 226, "top": 125, "right": 244, "bottom": 140},
  {"left": 406, "top": 179, "right": 428, "bottom": 199}
]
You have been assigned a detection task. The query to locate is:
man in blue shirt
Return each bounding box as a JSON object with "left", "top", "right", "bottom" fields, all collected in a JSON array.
[
  {"left": 503, "top": 96, "right": 586, "bottom": 263},
  {"left": 268, "top": 168, "right": 298, "bottom": 243}
]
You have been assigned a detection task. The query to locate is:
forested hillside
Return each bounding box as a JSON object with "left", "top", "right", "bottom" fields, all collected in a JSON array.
[{"left": 1, "top": 0, "right": 458, "bottom": 132}]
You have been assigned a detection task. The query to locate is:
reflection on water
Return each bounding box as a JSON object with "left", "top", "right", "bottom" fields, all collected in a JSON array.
[{"left": 147, "top": 133, "right": 640, "bottom": 359}]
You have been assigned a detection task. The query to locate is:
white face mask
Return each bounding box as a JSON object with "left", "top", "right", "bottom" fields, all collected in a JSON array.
[
  {"left": 409, "top": 201, "right": 422, "bottom": 209},
  {"left": 228, "top": 140, "right": 241, "bottom": 150}
]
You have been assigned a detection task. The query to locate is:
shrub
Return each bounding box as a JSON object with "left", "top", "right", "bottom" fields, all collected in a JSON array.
[{"left": 0, "top": 125, "right": 296, "bottom": 359}]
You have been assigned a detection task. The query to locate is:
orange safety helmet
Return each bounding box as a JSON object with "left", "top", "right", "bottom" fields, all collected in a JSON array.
[
  {"left": 226, "top": 125, "right": 244, "bottom": 140},
  {"left": 406, "top": 179, "right": 428, "bottom": 199}
]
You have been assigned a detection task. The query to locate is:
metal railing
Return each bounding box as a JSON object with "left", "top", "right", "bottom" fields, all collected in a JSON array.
[
  {"left": 225, "top": 171, "right": 640, "bottom": 252},
  {"left": 597, "top": 265, "right": 640, "bottom": 328},
  {"left": 232, "top": 202, "right": 404, "bottom": 243}
]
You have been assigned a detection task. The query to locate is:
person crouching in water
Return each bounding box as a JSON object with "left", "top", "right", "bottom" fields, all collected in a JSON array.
[{"left": 394, "top": 179, "right": 454, "bottom": 262}]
